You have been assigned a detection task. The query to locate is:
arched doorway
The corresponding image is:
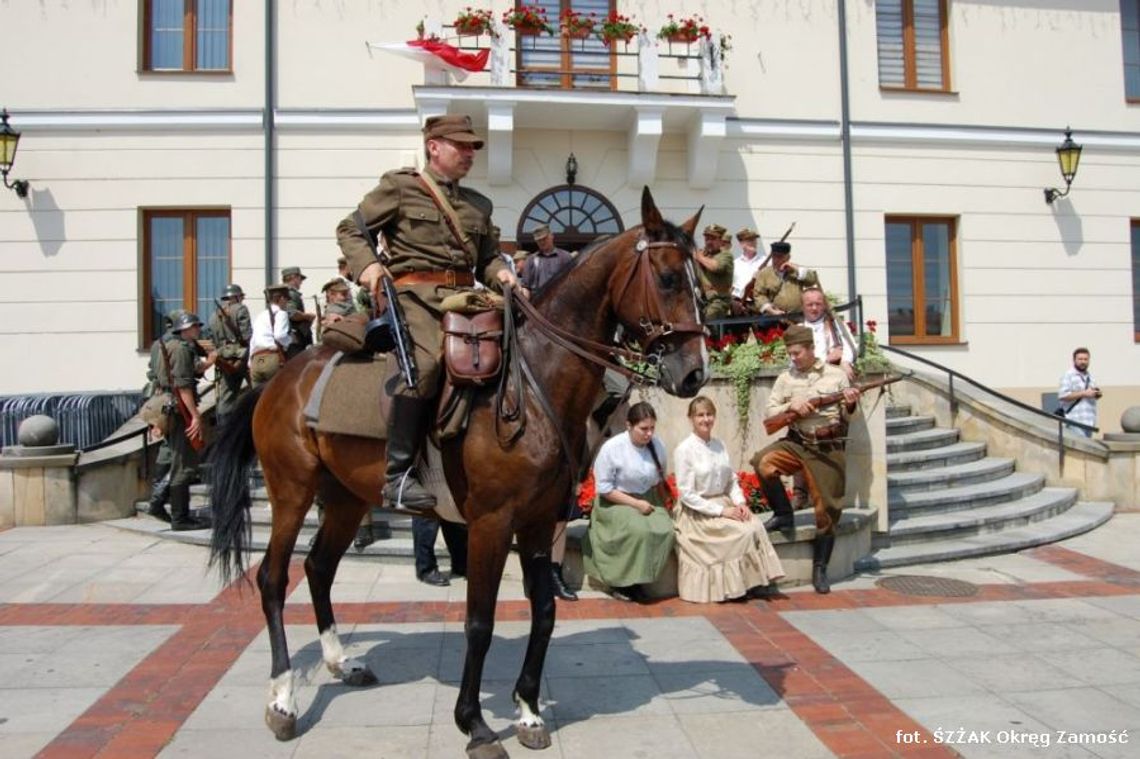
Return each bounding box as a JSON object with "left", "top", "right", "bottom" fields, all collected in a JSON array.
[{"left": 516, "top": 184, "right": 624, "bottom": 253}]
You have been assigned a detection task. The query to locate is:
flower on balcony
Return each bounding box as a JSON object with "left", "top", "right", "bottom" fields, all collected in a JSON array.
[
  {"left": 560, "top": 8, "right": 596, "bottom": 39},
  {"left": 657, "top": 13, "right": 711, "bottom": 44},
  {"left": 453, "top": 7, "right": 496, "bottom": 37},
  {"left": 598, "top": 10, "right": 641, "bottom": 45},
  {"left": 502, "top": 4, "right": 554, "bottom": 35}
]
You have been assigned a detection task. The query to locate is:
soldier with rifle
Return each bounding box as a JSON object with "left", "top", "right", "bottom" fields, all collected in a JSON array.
[
  {"left": 749, "top": 325, "right": 859, "bottom": 594},
  {"left": 336, "top": 114, "right": 518, "bottom": 512},
  {"left": 281, "top": 266, "right": 315, "bottom": 358},
  {"left": 158, "top": 312, "right": 217, "bottom": 531},
  {"left": 209, "top": 283, "right": 252, "bottom": 423}
]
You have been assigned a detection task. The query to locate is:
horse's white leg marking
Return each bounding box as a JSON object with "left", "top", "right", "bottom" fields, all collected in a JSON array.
[
  {"left": 320, "top": 625, "right": 367, "bottom": 677},
  {"left": 516, "top": 697, "right": 545, "bottom": 728},
  {"left": 268, "top": 669, "right": 297, "bottom": 717}
]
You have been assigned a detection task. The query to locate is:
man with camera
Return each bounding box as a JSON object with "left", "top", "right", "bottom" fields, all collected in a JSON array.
[{"left": 1058, "top": 347, "right": 1101, "bottom": 437}]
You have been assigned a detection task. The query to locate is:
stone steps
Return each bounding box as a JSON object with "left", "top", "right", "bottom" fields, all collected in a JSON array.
[
  {"left": 887, "top": 440, "right": 988, "bottom": 471},
  {"left": 854, "top": 501, "right": 1114, "bottom": 571},
  {"left": 888, "top": 471, "right": 1044, "bottom": 515},
  {"left": 885, "top": 414, "right": 936, "bottom": 435},
  {"left": 886, "top": 426, "right": 960, "bottom": 453},
  {"left": 880, "top": 487, "right": 1079, "bottom": 546},
  {"left": 888, "top": 456, "right": 1016, "bottom": 493}
]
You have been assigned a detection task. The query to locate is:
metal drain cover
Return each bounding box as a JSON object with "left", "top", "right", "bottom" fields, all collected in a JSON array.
[{"left": 876, "top": 575, "right": 979, "bottom": 598}]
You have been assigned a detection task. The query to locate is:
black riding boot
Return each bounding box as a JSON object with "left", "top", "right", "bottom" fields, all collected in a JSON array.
[
  {"left": 812, "top": 534, "right": 836, "bottom": 594},
  {"left": 551, "top": 562, "right": 578, "bottom": 602},
  {"left": 170, "top": 484, "right": 211, "bottom": 531},
  {"left": 760, "top": 476, "right": 796, "bottom": 533},
  {"left": 381, "top": 397, "right": 437, "bottom": 512},
  {"left": 146, "top": 473, "right": 172, "bottom": 523}
]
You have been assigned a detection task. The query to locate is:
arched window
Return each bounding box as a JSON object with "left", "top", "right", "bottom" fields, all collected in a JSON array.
[{"left": 517, "top": 184, "right": 623, "bottom": 253}]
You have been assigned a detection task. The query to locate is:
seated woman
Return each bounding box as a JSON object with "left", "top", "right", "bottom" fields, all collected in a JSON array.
[
  {"left": 673, "top": 396, "right": 785, "bottom": 602},
  {"left": 582, "top": 402, "right": 676, "bottom": 603}
]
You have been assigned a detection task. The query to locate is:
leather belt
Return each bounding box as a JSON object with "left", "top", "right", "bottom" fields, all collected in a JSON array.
[{"left": 395, "top": 270, "right": 475, "bottom": 288}]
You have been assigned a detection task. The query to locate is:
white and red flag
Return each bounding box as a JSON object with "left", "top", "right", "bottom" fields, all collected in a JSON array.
[{"left": 369, "top": 39, "right": 489, "bottom": 82}]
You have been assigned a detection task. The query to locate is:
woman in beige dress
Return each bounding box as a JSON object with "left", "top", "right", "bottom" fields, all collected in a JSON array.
[{"left": 673, "top": 396, "right": 784, "bottom": 602}]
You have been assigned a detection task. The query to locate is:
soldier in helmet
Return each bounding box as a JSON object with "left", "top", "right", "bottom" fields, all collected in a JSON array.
[
  {"left": 157, "top": 312, "right": 217, "bottom": 531},
  {"left": 209, "top": 283, "right": 253, "bottom": 423},
  {"left": 141, "top": 309, "right": 185, "bottom": 523},
  {"left": 282, "top": 267, "right": 315, "bottom": 358}
]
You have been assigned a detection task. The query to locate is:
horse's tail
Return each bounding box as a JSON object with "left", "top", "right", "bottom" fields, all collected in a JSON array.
[{"left": 207, "top": 383, "right": 265, "bottom": 586}]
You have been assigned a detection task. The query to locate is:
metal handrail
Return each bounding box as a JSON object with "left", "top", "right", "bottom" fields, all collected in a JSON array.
[{"left": 879, "top": 344, "right": 1098, "bottom": 468}]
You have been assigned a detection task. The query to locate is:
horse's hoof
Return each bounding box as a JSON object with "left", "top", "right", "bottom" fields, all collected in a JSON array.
[
  {"left": 466, "top": 738, "right": 509, "bottom": 759},
  {"left": 516, "top": 723, "right": 552, "bottom": 750},
  {"left": 264, "top": 705, "right": 297, "bottom": 742}
]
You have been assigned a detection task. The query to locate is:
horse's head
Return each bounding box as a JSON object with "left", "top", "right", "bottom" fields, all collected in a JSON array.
[{"left": 608, "top": 187, "right": 708, "bottom": 398}]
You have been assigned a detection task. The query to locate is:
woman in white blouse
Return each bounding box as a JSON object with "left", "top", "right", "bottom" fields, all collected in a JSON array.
[
  {"left": 673, "top": 396, "right": 784, "bottom": 602},
  {"left": 581, "top": 402, "right": 676, "bottom": 603}
]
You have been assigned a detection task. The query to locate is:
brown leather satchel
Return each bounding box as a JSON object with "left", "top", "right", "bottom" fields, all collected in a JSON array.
[
  {"left": 321, "top": 312, "right": 369, "bottom": 354},
  {"left": 443, "top": 309, "right": 503, "bottom": 386}
]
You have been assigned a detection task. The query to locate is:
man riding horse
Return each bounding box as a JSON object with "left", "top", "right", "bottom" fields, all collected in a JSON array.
[{"left": 335, "top": 114, "right": 519, "bottom": 512}]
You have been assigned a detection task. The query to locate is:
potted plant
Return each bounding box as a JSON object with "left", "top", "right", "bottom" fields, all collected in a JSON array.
[
  {"left": 598, "top": 10, "right": 640, "bottom": 46},
  {"left": 657, "top": 13, "right": 711, "bottom": 45},
  {"left": 502, "top": 4, "right": 553, "bottom": 36},
  {"left": 560, "top": 8, "right": 596, "bottom": 40},
  {"left": 453, "top": 7, "right": 495, "bottom": 37}
]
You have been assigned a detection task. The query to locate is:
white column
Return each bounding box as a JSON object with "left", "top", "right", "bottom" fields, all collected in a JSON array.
[
  {"left": 637, "top": 31, "right": 659, "bottom": 92},
  {"left": 628, "top": 107, "right": 663, "bottom": 187},
  {"left": 687, "top": 111, "right": 726, "bottom": 189},
  {"left": 486, "top": 103, "right": 515, "bottom": 186}
]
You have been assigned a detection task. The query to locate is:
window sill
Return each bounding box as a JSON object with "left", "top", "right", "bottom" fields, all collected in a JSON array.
[
  {"left": 879, "top": 86, "right": 958, "bottom": 96},
  {"left": 138, "top": 69, "right": 234, "bottom": 76},
  {"left": 889, "top": 339, "right": 967, "bottom": 347}
]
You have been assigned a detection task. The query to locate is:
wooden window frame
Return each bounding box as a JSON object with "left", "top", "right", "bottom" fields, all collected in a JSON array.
[
  {"left": 1132, "top": 219, "right": 1140, "bottom": 342},
  {"left": 141, "top": 0, "right": 233, "bottom": 74},
  {"left": 877, "top": 0, "right": 952, "bottom": 93},
  {"left": 516, "top": 0, "right": 618, "bottom": 90},
  {"left": 140, "top": 208, "right": 231, "bottom": 347},
  {"left": 1125, "top": 0, "right": 1140, "bottom": 103},
  {"left": 885, "top": 215, "right": 961, "bottom": 345}
]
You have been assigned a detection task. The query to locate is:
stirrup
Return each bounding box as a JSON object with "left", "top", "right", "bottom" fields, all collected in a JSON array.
[{"left": 383, "top": 470, "right": 436, "bottom": 511}]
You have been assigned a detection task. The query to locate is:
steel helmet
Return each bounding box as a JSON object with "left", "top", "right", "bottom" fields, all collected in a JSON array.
[
  {"left": 172, "top": 312, "right": 203, "bottom": 332},
  {"left": 222, "top": 283, "right": 245, "bottom": 299}
]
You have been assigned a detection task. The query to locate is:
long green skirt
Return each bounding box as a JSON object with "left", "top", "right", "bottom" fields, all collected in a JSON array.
[{"left": 582, "top": 488, "right": 675, "bottom": 587}]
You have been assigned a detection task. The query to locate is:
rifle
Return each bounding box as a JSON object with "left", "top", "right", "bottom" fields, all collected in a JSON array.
[
  {"left": 763, "top": 373, "right": 903, "bottom": 436},
  {"left": 312, "top": 295, "right": 324, "bottom": 343},
  {"left": 353, "top": 209, "right": 418, "bottom": 388},
  {"left": 757, "top": 221, "right": 797, "bottom": 271}
]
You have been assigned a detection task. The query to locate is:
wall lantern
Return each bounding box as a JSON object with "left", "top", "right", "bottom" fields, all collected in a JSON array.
[
  {"left": 1043, "top": 127, "right": 1082, "bottom": 205},
  {"left": 0, "top": 109, "right": 30, "bottom": 199},
  {"left": 565, "top": 152, "right": 578, "bottom": 185}
]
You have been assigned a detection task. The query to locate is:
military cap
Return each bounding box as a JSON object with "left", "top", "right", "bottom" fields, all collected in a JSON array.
[
  {"left": 423, "top": 114, "right": 484, "bottom": 149},
  {"left": 736, "top": 227, "right": 759, "bottom": 241},
  {"left": 265, "top": 283, "right": 290, "bottom": 296},
  {"left": 513, "top": 250, "right": 530, "bottom": 262},
  {"left": 172, "top": 312, "right": 203, "bottom": 332},
  {"left": 281, "top": 266, "right": 307, "bottom": 281},
  {"left": 221, "top": 283, "right": 245, "bottom": 299},
  {"left": 702, "top": 223, "right": 727, "bottom": 239},
  {"left": 321, "top": 277, "right": 350, "bottom": 294},
  {"left": 532, "top": 224, "right": 552, "bottom": 241},
  {"left": 783, "top": 325, "right": 814, "bottom": 347},
  {"left": 336, "top": 256, "right": 347, "bottom": 265},
  {"left": 770, "top": 241, "right": 792, "bottom": 256}
]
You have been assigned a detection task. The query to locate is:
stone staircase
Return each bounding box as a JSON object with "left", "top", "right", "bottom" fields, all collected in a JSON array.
[{"left": 854, "top": 404, "right": 1114, "bottom": 571}]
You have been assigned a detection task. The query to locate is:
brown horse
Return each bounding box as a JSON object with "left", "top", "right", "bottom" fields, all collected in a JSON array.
[{"left": 207, "top": 187, "right": 706, "bottom": 758}]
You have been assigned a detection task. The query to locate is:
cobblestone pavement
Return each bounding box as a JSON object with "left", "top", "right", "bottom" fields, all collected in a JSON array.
[{"left": 1, "top": 515, "right": 1138, "bottom": 758}]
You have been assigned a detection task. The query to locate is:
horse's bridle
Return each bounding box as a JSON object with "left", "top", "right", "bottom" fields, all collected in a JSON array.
[{"left": 512, "top": 233, "right": 706, "bottom": 384}]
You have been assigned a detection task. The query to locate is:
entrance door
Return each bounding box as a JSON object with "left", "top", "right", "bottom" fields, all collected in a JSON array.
[{"left": 517, "top": 184, "right": 624, "bottom": 253}]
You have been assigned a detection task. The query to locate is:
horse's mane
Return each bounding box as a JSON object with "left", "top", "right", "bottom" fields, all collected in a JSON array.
[{"left": 530, "top": 219, "right": 694, "bottom": 304}]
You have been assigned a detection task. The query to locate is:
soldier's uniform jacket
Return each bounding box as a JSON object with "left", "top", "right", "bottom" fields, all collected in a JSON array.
[
  {"left": 285, "top": 288, "right": 313, "bottom": 348},
  {"left": 766, "top": 359, "right": 851, "bottom": 437},
  {"left": 325, "top": 300, "right": 356, "bottom": 318},
  {"left": 698, "top": 246, "right": 734, "bottom": 320},
  {"left": 158, "top": 336, "right": 201, "bottom": 399},
  {"left": 145, "top": 331, "right": 173, "bottom": 396},
  {"left": 335, "top": 167, "right": 505, "bottom": 395},
  {"left": 208, "top": 302, "right": 252, "bottom": 360},
  {"left": 751, "top": 265, "right": 821, "bottom": 315}
]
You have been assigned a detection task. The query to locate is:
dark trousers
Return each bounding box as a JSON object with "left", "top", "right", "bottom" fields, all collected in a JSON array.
[{"left": 412, "top": 516, "right": 468, "bottom": 577}]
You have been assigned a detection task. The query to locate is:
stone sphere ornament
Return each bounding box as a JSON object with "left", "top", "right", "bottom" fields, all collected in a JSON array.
[
  {"left": 17, "top": 415, "right": 60, "bottom": 447},
  {"left": 1122, "top": 406, "right": 1140, "bottom": 434}
]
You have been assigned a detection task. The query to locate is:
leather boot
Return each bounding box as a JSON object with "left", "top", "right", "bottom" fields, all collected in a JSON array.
[
  {"left": 353, "top": 524, "right": 375, "bottom": 552},
  {"left": 812, "top": 534, "right": 835, "bottom": 594},
  {"left": 551, "top": 562, "right": 578, "bottom": 602},
  {"left": 146, "top": 474, "right": 172, "bottom": 523},
  {"left": 381, "top": 397, "right": 437, "bottom": 512},
  {"left": 760, "top": 476, "right": 796, "bottom": 533},
  {"left": 170, "top": 484, "right": 211, "bottom": 531}
]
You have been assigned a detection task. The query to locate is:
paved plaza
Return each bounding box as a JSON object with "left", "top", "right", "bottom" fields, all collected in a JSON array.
[{"left": 1, "top": 515, "right": 1139, "bottom": 758}]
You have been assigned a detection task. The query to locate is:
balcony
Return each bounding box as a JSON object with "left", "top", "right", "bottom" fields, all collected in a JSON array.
[{"left": 370, "top": 20, "right": 735, "bottom": 188}]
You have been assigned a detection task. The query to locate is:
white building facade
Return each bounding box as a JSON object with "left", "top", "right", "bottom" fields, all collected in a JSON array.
[{"left": 1, "top": 1, "right": 1137, "bottom": 430}]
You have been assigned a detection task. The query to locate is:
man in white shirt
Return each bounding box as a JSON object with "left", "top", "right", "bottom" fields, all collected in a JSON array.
[
  {"left": 249, "top": 284, "right": 293, "bottom": 388},
  {"left": 801, "top": 286, "right": 856, "bottom": 382},
  {"left": 731, "top": 227, "right": 765, "bottom": 312}
]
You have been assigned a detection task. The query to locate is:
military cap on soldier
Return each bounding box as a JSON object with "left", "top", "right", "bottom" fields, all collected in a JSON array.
[
  {"left": 702, "top": 223, "right": 727, "bottom": 239},
  {"left": 513, "top": 250, "right": 529, "bottom": 262},
  {"left": 321, "top": 277, "right": 350, "bottom": 294},
  {"left": 532, "top": 224, "right": 552, "bottom": 241},
  {"left": 771, "top": 241, "right": 792, "bottom": 256},
  {"left": 736, "top": 227, "right": 759, "bottom": 241},
  {"left": 281, "top": 266, "right": 306, "bottom": 281},
  {"left": 265, "top": 283, "right": 290, "bottom": 297},
  {"left": 423, "top": 114, "right": 484, "bottom": 149},
  {"left": 221, "top": 283, "right": 245, "bottom": 299},
  {"left": 172, "top": 312, "right": 203, "bottom": 333},
  {"left": 783, "top": 324, "right": 814, "bottom": 347}
]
